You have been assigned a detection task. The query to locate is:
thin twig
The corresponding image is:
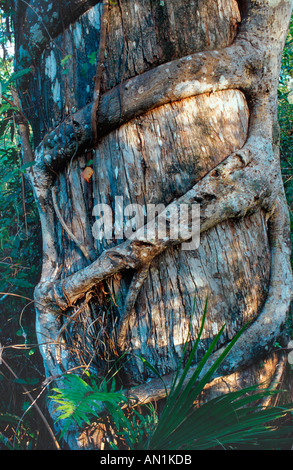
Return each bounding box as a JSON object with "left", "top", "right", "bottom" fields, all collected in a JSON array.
[
  {"left": 57, "top": 292, "right": 93, "bottom": 344},
  {"left": 51, "top": 186, "right": 92, "bottom": 262},
  {"left": 10, "top": 88, "right": 34, "bottom": 165},
  {"left": 91, "top": 0, "right": 110, "bottom": 145},
  {"left": 117, "top": 0, "right": 127, "bottom": 122},
  {"left": 0, "top": 357, "right": 60, "bottom": 450},
  {"left": 117, "top": 262, "right": 151, "bottom": 351},
  {"left": 18, "top": 0, "right": 63, "bottom": 53}
]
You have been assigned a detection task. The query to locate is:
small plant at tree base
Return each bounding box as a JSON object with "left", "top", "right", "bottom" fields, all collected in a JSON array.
[{"left": 49, "top": 371, "right": 128, "bottom": 440}]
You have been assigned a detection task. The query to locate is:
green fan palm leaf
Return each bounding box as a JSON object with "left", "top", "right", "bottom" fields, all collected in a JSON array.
[
  {"left": 144, "top": 304, "right": 292, "bottom": 450},
  {"left": 49, "top": 299, "right": 293, "bottom": 449}
]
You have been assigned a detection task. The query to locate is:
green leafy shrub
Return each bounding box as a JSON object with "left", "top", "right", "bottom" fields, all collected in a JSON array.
[{"left": 49, "top": 372, "right": 128, "bottom": 439}]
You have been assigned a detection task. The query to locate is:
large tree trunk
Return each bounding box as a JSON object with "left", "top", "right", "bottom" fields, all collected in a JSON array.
[{"left": 14, "top": 0, "right": 293, "bottom": 449}]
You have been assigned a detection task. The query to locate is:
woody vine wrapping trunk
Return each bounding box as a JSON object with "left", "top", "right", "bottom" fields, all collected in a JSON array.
[{"left": 12, "top": 0, "right": 293, "bottom": 448}]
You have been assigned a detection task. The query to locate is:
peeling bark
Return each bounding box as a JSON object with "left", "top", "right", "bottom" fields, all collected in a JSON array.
[{"left": 14, "top": 0, "right": 293, "bottom": 449}]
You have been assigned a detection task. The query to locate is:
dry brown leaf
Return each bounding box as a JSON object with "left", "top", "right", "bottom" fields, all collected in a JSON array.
[{"left": 81, "top": 166, "right": 94, "bottom": 182}]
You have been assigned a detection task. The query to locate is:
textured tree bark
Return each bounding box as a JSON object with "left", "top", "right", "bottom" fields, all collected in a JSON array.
[{"left": 13, "top": 0, "right": 293, "bottom": 449}]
